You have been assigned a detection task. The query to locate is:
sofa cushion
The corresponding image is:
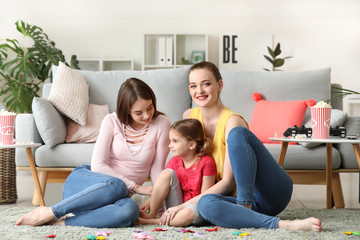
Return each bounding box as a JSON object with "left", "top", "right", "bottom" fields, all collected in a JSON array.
[
  {"left": 65, "top": 104, "right": 110, "bottom": 143},
  {"left": 249, "top": 92, "right": 315, "bottom": 144},
  {"left": 300, "top": 109, "right": 348, "bottom": 148},
  {"left": 48, "top": 62, "right": 89, "bottom": 126},
  {"left": 32, "top": 97, "right": 66, "bottom": 148},
  {"left": 35, "top": 143, "right": 94, "bottom": 167},
  {"left": 220, "top": 68, "right": 331, "bottom": 123},
  {"left": 50, "top": 66, "right": 191, "bottom": 124}
]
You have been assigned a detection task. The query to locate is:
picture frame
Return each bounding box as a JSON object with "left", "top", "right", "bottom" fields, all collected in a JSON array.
[{"left": 191, "top": 51, "right": 205, "bottom": 64}]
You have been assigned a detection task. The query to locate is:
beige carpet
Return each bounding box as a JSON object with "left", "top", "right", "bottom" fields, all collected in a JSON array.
[{"left": 2, "top": 207, "right": 360, "bottom": 239}]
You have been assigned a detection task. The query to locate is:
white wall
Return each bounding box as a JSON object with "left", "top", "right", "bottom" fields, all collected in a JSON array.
[{"left": 1, "top": 0, "right": 360, "bottom": 112}]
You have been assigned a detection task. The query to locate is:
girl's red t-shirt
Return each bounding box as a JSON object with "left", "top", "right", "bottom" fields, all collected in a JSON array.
[{"left": 166, "top": 155, "right": 216, "bottom": 202}]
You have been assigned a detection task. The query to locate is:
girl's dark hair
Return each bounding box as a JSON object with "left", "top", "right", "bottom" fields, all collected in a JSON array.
[
  {"left": 116, "top": 78, "right": 162, "bottom": 125},
  {"left": 171, "top": 119, "right": 213, "bottom": 158},
  {"left": 189, "top": 61, "right": 222, "bottom": 82}
]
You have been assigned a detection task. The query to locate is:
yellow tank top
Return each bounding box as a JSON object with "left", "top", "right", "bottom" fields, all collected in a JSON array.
[{"left": 190, "top": 107, "right": 248, "bottom": 182}]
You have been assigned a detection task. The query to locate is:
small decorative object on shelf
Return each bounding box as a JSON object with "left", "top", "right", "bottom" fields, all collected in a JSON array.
[
  {"left": 191, "top": 51, "right": 205, "bottom": 64},
  {"left": 181, "top": 57, "right": 190, "bottom": 65}
]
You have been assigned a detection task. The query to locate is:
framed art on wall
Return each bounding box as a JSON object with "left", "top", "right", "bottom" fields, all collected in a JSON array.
[
  {"left": 191, "top": 51, "right": 205, "bottom": 64},
  {"left": 219, "top": 33, "right": 273, "bottom": 70}
]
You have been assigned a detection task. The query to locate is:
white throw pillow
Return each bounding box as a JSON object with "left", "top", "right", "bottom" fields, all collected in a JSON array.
[{"left": 48, "top": 62, "right": 89, "bottom": 126}]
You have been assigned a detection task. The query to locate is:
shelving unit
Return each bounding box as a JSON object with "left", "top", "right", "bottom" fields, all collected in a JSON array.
[
  {"left": 143, "top": 34, "right": 208, "bottom": 70},
  {"left": 78, "top": 59, "right": 134, "bottom": 71}
]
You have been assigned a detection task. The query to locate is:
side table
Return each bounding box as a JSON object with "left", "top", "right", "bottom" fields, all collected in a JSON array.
[
  {"left": 0, "top": 143, "right": 43, "bottom": 206},
  {"left": 269, "top": 137, "right": 360, "bottom": 209}
]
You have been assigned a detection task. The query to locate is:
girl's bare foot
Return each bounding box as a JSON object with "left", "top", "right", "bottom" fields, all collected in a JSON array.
[
  {"left": 136, "top": 217, "right": 160, "bottom": 225},
  {"left": 278, "top": 217, "right": 322, "bottom": 232},
  {"left": 15, "top": 207, "right": 56, "bottom": 226}
]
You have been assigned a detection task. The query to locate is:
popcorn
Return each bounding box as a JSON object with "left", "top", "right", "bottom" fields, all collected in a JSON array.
[
  {"left": 0, "top": 110, "right": 16, "bottom": 145},
  {"left": 312, "top": 101, "right": 332, "bottom": 108},
  {"left": 0, "top": 109, "right": 16, "bottom": 115}
]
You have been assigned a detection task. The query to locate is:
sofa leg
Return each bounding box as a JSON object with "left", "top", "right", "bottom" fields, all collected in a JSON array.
[
  {"left": 32, "top": 171, "right": 48, "bottom": 206},
  {"left": 332, "top": 172, "right": 345, "bottom": 208}
]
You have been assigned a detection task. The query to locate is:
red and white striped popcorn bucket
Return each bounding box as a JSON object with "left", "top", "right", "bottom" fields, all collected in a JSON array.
[
  {"left": 310, "top": 107, "right": 331, "bottom": 139},
  {"left": 0, "top": 112, "right": 16, "bottom": 145}
]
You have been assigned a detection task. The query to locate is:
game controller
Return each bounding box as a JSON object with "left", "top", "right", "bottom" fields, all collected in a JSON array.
[
  {"left": 284, "top": 125, "right": 347, "bottom": 138},
  {"left": 283, "top": 125, "right": 312, "bottom": 138},
  {"left": 330, "top": 126, "right": 347, "bottom": 138}
]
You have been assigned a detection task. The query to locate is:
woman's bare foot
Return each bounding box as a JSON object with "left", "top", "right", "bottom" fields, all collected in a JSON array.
[
  {"left": 278, "top": 217, "right": 322, "bottom": 232},
  {"left": 48, "top": 216, "right": 66, "bottom": 226},
  {"left": 15, "top": 207, "right": 57, "bottom": 226}
]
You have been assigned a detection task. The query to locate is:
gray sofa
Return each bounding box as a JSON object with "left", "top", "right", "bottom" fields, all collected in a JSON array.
[{"left": 15, "top": 66, "right": 360, "bottom": 206}]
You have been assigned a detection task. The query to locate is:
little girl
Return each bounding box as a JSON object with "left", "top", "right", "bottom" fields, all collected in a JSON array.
[{"left": 137, "top": 119, "right": 216, "bottom": 227}]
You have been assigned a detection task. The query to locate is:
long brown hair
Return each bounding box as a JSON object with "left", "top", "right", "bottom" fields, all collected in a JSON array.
[
  {"left": 171, "top": 119, "right": 213, "bottom": 158},
  {"left": 116, "top": 78, "right": 162, "bottom": 125}
]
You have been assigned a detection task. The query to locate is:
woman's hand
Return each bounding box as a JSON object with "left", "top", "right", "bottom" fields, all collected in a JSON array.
[
  {"left": 160, "top": 205, "right": 182, "bottom": 225},
  {"left": 133, "top": 184, "right": 153, "bottom": 196}
]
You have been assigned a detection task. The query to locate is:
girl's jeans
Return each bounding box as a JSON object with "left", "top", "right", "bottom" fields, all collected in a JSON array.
[
  {"left": 198, "top": 127, "right": 293, "bottom": 229},
  {"left": 51, "top": 165, "right": 139, "bottom": 228}
]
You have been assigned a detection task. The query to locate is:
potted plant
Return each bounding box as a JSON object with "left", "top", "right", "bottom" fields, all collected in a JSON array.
[
  {"left": 263, "top": 42, "right": 292, "bottom": 71},
  {"left": 0, "top": 20, "right": 79, "bottom": 113},
  {"left": 327, "top": 86, "right": 360, "bottom": 103}
]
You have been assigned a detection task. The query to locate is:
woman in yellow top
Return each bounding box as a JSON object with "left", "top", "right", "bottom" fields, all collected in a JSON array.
[{"left": 160, "top": 61, "right": 321, "bottom": 232}]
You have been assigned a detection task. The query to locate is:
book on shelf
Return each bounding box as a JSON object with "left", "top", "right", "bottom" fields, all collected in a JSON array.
[{"left": 158, "top": 37, "right": 166, "bottom": 65}]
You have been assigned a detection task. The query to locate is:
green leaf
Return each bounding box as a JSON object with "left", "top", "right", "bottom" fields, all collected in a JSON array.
[
  {"left": 267, "top": 47, "right": 275, "bottom": 59},
  {"left": 274, "top": 43, "right": 281, "bottom": 56},
  {"left": 264, "top": 55, "right": 274, "bottom": 64},
  {"left": 273, "top": 58, "right": 285, "bottom": 68},
  {"left": 325, "top": 86, "right": 360, "bottom": 103}
]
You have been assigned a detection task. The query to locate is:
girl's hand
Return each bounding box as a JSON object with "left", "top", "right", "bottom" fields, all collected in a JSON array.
[
  {"left": 133, "top": 185, "right": 153, "bottom": 196},
  {"left": 160, "top": 205, "right": 182, "bottom": 225},
  {"left": 139, "top": 198, "right": 151, "bottom": 217}
]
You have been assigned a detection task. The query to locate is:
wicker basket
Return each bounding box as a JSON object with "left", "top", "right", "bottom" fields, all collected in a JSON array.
[{"left": 0, "top": 148, "right": 17, "bottom": 204}]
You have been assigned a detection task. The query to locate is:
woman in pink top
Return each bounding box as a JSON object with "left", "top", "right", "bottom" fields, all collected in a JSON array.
[{"left": 16, "top": 78, "right": 171, "bottom": 228}]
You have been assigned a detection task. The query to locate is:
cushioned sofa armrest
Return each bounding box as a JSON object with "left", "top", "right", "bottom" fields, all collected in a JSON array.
[
  {"left": 15, "top": 113, "right": 43, "bottom": 167},
  {"left": 334, "top": 116, "right": 360, "bottom": 169}
]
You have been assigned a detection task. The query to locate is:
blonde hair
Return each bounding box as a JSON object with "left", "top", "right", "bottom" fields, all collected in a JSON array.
[{"left": 171, "top": 119, "right": 213, "bottom": 158}]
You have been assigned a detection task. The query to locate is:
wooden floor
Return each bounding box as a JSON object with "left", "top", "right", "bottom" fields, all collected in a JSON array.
[{"left": 1, "top": 171, "right": 360, "bottom": 211}]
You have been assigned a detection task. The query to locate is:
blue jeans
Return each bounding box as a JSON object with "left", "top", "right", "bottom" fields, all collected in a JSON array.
[
  {"left": 198, "top": 127, "right": 293, "bottom": 229},
  {"left": 51, "top": 165, "right": 140, "bottom": 228}
]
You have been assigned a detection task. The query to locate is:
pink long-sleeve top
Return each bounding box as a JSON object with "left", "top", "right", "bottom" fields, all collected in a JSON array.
[{"left": 91, "top": 112, "right": 171, "bottom": 190}]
